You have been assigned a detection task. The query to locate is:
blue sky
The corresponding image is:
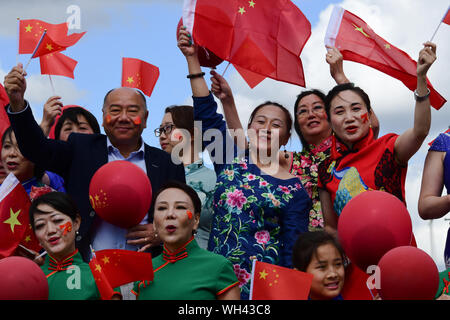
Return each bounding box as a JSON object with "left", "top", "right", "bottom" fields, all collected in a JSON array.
[{"left": 0, "top": 0, "right": 449, "bottom": 271}]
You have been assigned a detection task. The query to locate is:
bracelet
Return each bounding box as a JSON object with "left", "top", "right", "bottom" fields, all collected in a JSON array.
[
  {"left": 187, "top": 72, "right": 205, "bottom": 79},
  {"left": 414, "top": 88, "right": 430, "bottom": 102}
]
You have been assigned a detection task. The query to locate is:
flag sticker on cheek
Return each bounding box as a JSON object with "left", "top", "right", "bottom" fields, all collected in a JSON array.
[
  {"left": 105, "top": 114, "right": 112, "bottom": 124},
  {"left": 59, "top": 221, "right": 72, "bottom": 236},
  {"left": 361, "top": 113, "right": 369, "bottom": 123},
  {"left": 186, "top": 210, "right": 193, "bottom": 220},
  {"left": 133, "top": 116, "right": 142, "bottom": 125}
]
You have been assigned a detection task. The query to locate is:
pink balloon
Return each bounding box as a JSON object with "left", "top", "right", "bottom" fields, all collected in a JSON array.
[
  {"left": 338, "top": 190, "right": 412, "bottom": 271},
  {"left": 378, "top": 246, "right": 439, "bottom": 300},
  {"left": 0, "top": 256, "right": 48, "bottom": 300},
  {"left": 89, "top": 161, "right": 152, "bottom": 229}
]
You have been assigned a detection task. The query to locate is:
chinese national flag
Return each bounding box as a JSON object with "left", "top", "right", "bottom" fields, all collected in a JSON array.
[
  {"left": 443, "top": 7, "right": 450, "bottom": 25},
  {"left": 341, "top": 263, "right": 378, "bottom": 300},
  {"left": 233, "top": 64, "right": 266, "bottom": 89},
  {"left": 40, "top": 52, "right": 78, "bottom": 79},
  {"left": 32, "top": 30, "right": 85, "bottom": 59},
  {"left": 185, "top": 0, "right": 311, "bottom": 87},
  {"left": 19, "top": 19, "right": 68, "bottom": 54},
  {"left": 121, "top": 58, "right": 160, "bottom": 97},
  {"left": 0, "top": 84, "right": 10, "bottom": 149},
  {"left": 89, "top": 255, "right": 119, "bottom": 300},
  {"left": 325, "top": 6, "right": 446, "bottom": 110},
  {"left": 0, "top": 173, "right": 32, "bottom": 259},
  {"left": 250, "top": 261, "right": 313, "bottom": 300},
  {"left": 90, "top": 249, "right": 153, "bottom": 289}
]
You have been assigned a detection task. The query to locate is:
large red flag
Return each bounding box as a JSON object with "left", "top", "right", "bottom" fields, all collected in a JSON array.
[
  {"left": 89, "top": 249, "right": 153, "bottom": 289},
  {"left": 184, "top": 0, "right": 311, "bottom": 87},
  {"left": 18, "top": 19, "right": 68, "bottom": 54},
  {"left": 443, "top": 7, "right": 450, "bottom": 25},
  {"left": 250, "top": 260, "right": 313, "bottom": 300},
  {"left": 89, "top": 254, "right": 120, "bottom": 300},
  {"left": 121, "top": 58, "right": 160, "bottom": 97},
  {"left": 325, "top": 6, "right": 446, "bottom": 110},
  {"left": 233, "top": 64, "right": 266, "bottom": 89},
  {"left": 0, "top": 174, "right": 32, "bottom": 259},
  {"left": 0, "top": 84, "right": 11, "bottom": 149},
  {"left": 40, "top": 52, "right": 78, "bottom": 79}
]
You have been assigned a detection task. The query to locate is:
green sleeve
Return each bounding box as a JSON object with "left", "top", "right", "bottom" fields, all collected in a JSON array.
[{"left": 215, "top": 258, "right": 239, "bottom": 296}]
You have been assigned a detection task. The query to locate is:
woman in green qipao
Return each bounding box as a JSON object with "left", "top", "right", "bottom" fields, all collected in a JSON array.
[
  {"left": 133, "top": 181, "right": 240, "bottom": 300},
  {"left": 29, "top": 192, "right": 118, "bottom": 300}
]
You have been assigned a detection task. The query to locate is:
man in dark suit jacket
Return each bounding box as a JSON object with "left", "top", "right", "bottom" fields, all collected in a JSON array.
[{"left": 4, "top": 63, "right": 186, "bottom": 261}]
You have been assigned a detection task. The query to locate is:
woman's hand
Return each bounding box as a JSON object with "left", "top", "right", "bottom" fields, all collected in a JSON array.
[
  {"left": 325, "top": 45, "right": 350, "bottom": 84},
  {"left": 126, "top": 223, "right": 161, "bottom": 252},
  {"left": 177, "top": 27, "right": 197, "bottom": 58},
  {"left": 417, "top": 42, "right": 436, "bottom": 78},
  {"left": 210, "top": 70, "right": 233, "bottom": 103},
  {"left": 40, "top": 96, "right": 63, "bottom": 136}
]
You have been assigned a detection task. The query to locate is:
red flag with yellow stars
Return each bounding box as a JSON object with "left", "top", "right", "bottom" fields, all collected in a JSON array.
[
  {"left": 31, "top": 30, "right": 85, "bottom": 59},
  {"left": 90, "top": 249, "right": 153, "bottom": 289},
  {"left": 184, "top": 0, "right": 311, "bottom": 87},
  {"left": 121, "top": 58, "right": 160, "bottom": 97},
  {"left": 250, "top": 260, "right": 313, "bottom": 300},
  {"left": 325, "top": 6, "right": 446, "bottom": 110},
  {"left": 18, "top": 19, "right": 68, "bottom": 54},
  {"left": 0, "top": 173, "right": 32, "bottom": 259},
  {"left": 89, "top": 254, "right": 120, "bottom": 300},
  {"left": 443, "top": 7, "right": 450, "bottom": 25},
  {"left": 40, "top": 52, "right": 78, "bottom": 79},
  {"left": 0, "top": 83, "right": 11, "bottom": 149}
]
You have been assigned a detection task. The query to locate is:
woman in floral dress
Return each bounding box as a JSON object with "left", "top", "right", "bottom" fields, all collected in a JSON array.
[{"left": 178, "top": 28, "right": 311, "bottom": 299}]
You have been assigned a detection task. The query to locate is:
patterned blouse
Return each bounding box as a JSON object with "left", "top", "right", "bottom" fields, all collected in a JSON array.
[
  {"left": 194, "top": 93, "right": 311, "bottom": 300},
  {"left": 290, "top": 136, "right": 335, "bottom": 231}
]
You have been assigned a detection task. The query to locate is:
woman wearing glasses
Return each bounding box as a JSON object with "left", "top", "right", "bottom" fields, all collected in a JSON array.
[{"left": 154, "top": 106, "right": 216, "bottom": 250}]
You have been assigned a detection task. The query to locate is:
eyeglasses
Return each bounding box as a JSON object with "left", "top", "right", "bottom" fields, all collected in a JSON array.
[
  {"left": 154, "top": 124, "right": 175, "bottom": 137},
  {"left": 296, "top": 105, "right": 326, "bottom": 118}
]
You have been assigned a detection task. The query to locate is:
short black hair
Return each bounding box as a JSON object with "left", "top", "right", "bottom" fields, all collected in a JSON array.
[
  {"left": 2, "top": 127, "right": 45, "bottom": 180},
  {"left": 153, "top": 180, "right": 202, "bottom": 216},
  {"left": 54, "top": 107, "right": 100, "bottom": 140},
  {"left": 29, "top": 192, "right": 80, "bottom": 231},
  {"left": 293, "top": 89, "right": 327, "bottom": 151},
  {"left": 324, "top": 83, "right": 371, "bottom": 120},
  {"left": 103, "top": 87, "right": 147, "bottom": 110},
  {"left": 292, "top": 231, "right": 346, "bottom": 272}
]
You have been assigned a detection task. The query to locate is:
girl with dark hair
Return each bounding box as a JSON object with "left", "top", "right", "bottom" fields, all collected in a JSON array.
[
  {"left": 292, "top": 231, "right": 345, "bottom": 300},
  {"left": 30, "top": 192, "right": 120, "bottom": 300},
  {"left": 178, "top": 28, "right": 311, "bottom": 300},
  {"left": 318, "top": 42, "right": 437, "bottom": 235},
  {"left": 133, "top": 181, "right": 240, "bottom": 300},
  {"left": 155, "top": 105, "right": 216, "bottom": 250}
]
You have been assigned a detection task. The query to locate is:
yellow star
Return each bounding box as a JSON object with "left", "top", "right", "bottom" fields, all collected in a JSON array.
[
  {"left": 25, "top": 235, "right": 31, "bottom": 242},
  {"left": 126, "top": 76, "right": 134, "bottom": 84},
  {"left": 352, "top": 23, "right": 370, "bottom": 38},
  {"left": 259, "top": 269, "right": 268, "bottom": 280},
  {"left": 3, "top": 208, "right": 22, "bottom": 233},
  {"left": 249, "top": 0, "right": 255, "bottom": 8},
  {"left": 95, "top": 264, "right": 102, "bottom": 272},
  {"left": 25, "top": 25, "right": 32, "bottom": 32},
  {"left": 384, "top": 43, "right": 391, "bottom": 49},
  {"left": 95, "top": 195, "right": 100, "bottom": 201},
  {"left": 46, "top": 43, "right": 53, "bottom": 51},
  {"left": 238, "top": 7, "right": 246, "bottom": 15},
  {"left": 102, "top": 256, "right": 110, "bottom": 264}
]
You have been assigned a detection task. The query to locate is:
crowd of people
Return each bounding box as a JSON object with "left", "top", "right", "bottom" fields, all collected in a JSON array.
[{"left": 0, "top": 24, "right": 448, "bottom": 301}]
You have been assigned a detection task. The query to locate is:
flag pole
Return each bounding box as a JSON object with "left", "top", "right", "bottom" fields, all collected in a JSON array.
[
  {"left": 48, "top": 74, "right": 56, "bottom": 96},
  {"left": 22, "top": 29, "right": 47, "bottom": 75},
  {"left": 16, "top": 18, "right": 20, "bottom": 65},
  {"left": 221, "top": 61, "right": 231, "bottom": 77},
  {"left": 429, "top": 22, "right": 441, "bottom": 42}
]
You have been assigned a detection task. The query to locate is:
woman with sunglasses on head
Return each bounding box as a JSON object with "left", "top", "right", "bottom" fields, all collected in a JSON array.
[
  {"left": 154, "top": 106, "right": 216, "bottom": 250},
  {"left": 178, "top": 28, "right": 311, "bottom": 300}
]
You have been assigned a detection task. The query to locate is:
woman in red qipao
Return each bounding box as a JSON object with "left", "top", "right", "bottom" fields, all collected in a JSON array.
[{"left": 318, "top": 42, "right": 437, "bottom": 235}]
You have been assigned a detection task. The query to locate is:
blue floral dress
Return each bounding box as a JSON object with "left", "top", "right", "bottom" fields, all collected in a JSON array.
[{"left": 193, "top": 94, "right": 311, "bottom": 299}]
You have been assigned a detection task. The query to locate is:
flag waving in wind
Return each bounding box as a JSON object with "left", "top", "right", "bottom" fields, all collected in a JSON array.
[
  {"left": 121, "top": 58, "right": 160, "bottom": 97},
  {"left": 40, "top": 52, "right": 78, "bottom": 79},
  {"left": 325, "top": 6, "right": 446, "bottom": 110},
  {"left": 18, "top": 19, "right": 68, "bottom": 54},
  {"left": 183, "top": 0, "right": 311, "bottom": 87}
]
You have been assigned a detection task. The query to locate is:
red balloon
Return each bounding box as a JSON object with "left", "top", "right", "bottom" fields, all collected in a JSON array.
[
  {"left": 337, "top": 190, "right": 412, "bottom": 271},
  {"left": 89, "top": 161, "right": 152, "bottom": 229},
  {"left": 0, "top": 256, "right": 48, "bottom": 300},
  {"left": 176, "top": 18, "right": 223, "bottom": 68},
  {"left": 378, "top": 246, "right": 439, "bottom": 300}
]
